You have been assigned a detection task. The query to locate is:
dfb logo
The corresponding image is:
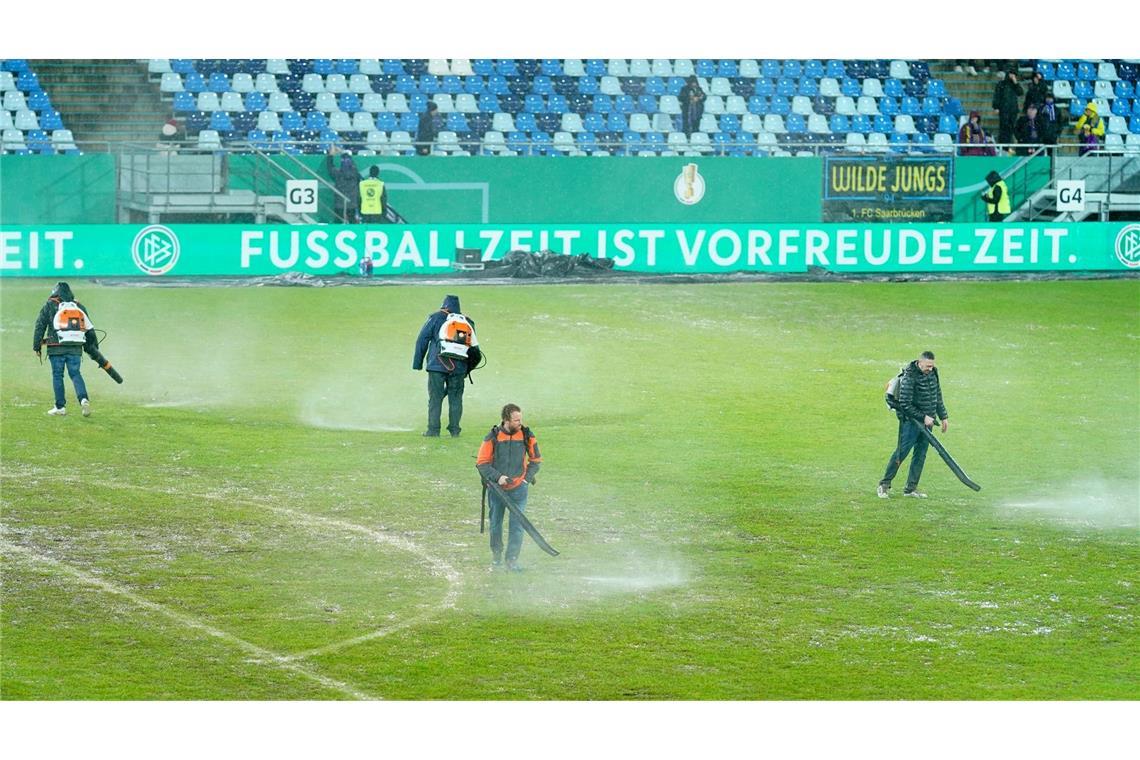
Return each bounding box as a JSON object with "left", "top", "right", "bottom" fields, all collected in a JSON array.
[
  {"left": 131, "top": 225, "right": 180, "bottom": 275},
  {"left": 1114, "top": 224, "right": 1140, "bottom": 269}
]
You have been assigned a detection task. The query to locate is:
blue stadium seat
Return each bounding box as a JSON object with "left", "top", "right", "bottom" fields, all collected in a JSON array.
[
  {"left": 312, "top": 59, "right": 334, "bottom": 76},
  {"left": 753, "top": 78, "right": 774, "bottom": 97},
  {"left": 1056, "top": 61, "right": 1075, "bottom": 80},
  {"left": 1073, "top": 81, "right": 1094, "bottom": 100},
  {"left": 517, "top": 59, "right": 540, "bottom": 78},
  {"left": 485, "top": 74, "right": 509, "bottom": 96},
  {"left": 804, "top": 60, "right": 825, "bottom": 79},
  {"left": 873, "top": 114, "right": 893, "bottom": 133},
  {"left": 798, "top": 78, "right": 819, "bottom": 97},
  {"left": 536, "top": 112, "right": 559, "bottom": 133},
  {"left": 592, "top": 94, "right": 612, "bottom": 114},
  {"left": 584, "top": 112, "right": 606, "bottom": 132},
  {"left": 785, "top": 113, "right": 807, "bottom": 133},
  {"left": 904, "top": 79, "right": 926, "bottom": 98},
  {"left": 506, "top": 76, "right": 529, "bottom": 97},
  {"left": 374, "top": 112, "right": 398, "bottom": 131},
  {"left": 447, "top": 112, "right": 469, "bottom": 132},
  {"left": 1111, "top": 98, "right": 1131, "bottom": 117},
  {"left": 667, "top": 76, "right": 686, "bottom": 96},
  {"left": 553, "top": 75, "right": 578, "bottom": 97},
  {"left": 769, "top": 95, "right": 790, "bottom": 115},
  {"left": 645, "top": 77, "right": 666, "bottom": 96},
  {"left": 173, "top": 91, "right": 196, "bottom": 113},
  {"left": 782, "top": 60, "right": 803, "bottom": 78},
  {"left": 695, "top": 59, "right": 716, "bottom": 78},
  {"left": 208, "top": 72, "right": 230, "bottom": 92},
  {"left": 1076, "top": 61, "right": 1096, "bottom": 81},
  {"left": 938, "top": 114, "right": 959, "bottom": 134},
  {"left": 185, "top": 110, "right": 210, "bottom": 133},
  {"left": 638, "top": 94, "right": 657, "bottom": 113},
  {"left": 577, "top": 76, "right": 599, "bottom": 96},
  {"left": 1115, "top": 81, "right": 1135, "bottom": 99},
  {"left": 575, "top": 131, "right": 598, "bottom": 153},
  {"left": 884, "top": 78, "right": 905, "bottom": 98},
  {"left": 532, "top": 75, "right": 554, "bottom": 95},
  {"left": 583, "top": 59, "right": 605, "bottom": 77},
  {"left": 880, "top": 97, "right": 898, "bottom": 116},
  {"left": 513, "top": 111, "right": 536, "bottom": 132},
  {"left": 468, "top": 59, "right": 493, "bottom": 77},
  {"left": 620, "top": 77, "right": 645, "bottom": 96},
  {"left": 889, "top": 132, "right": 909, "bottom": 151},
  {"left": 1035, "top": 61, "right": 1055, "bottom": 79},
  {"left": 813, "top": 95, "right": 835, "bottom": 116},
  {"left": 826, "top": 60, "right": 846, "bottom": 79},
  {"left": 830, "top": 114, "right": 850, "bottom": 133},
  {"left": 395, "top": 74, "right": 417, "bottom": 94},
  {"left": 841, "top": 78, "right": 861, "bottom": 98},
  {"left": 1131, "top": 116, "right": 1140, "bottom": 134},
  {"left": 418, "top": 74, "right": 440, "bottom": 94},
  {"left": 717, "top": 59, "right": 739, "bottom": 78},
  {"left": 398, "top": 112, "right": 418, "bottom": 132},
  {"left": 901, "top": 96, "right": 922, "bottom": 115},
  {"left": 477, "top": 92, "right": 500, "bottom": 113},
  {"left": 244, "top": 91, "right": 267, "bottom": 111},
  {"left": 170, "top": 59, "right": 195, "bottom": 75},
  {"left": 280, "top": 111, "right": 303, "bottom": 131},
  {"left": 440, "top": 75, "right": 463, "bottom": 94},
  {"left": 548, "top": 93, "right": 568, "bottom": 114},
  {"left": 719, "top": 113, "right": 741, "bottom": 133},
  {"left": 776, "top": 78, "right": 797, "bottom": 97},
  {"left": 464, "top": 75, "right": 486, "bottom": 95},
  {"left": 39, "top": 110, "right": 63, "bottom": 130},
  {"left": 339, "top": 93, "right": 361, "bottom": 112},
  {"left": 761, "top": 60, "right": 781, "bottom": 79},
  {"left": 614, "top": 94, "right": 634, "bottom": 114},
  {"left": 944, "top": 97, "right": 964, "bottom": 117},
  {"left": 184, "top": 72, "right": 206, "bottom": 93},
  {"left": 287, "top": 60, "right": 314, "bottom": 76},
  {"left": 409, "top": 92, "right": 429, "bottom": 113},
  {"left": 525, "top": 93, "right": 545, "bottom": 113},
  {"left": 305, "top": 111, "right": 328, "bottom": 130},
  {"left": 404, "top": 60, "right": 428, "bottom": 77},
  {"left": 926, "top": 79, "right": 947, "bottom": 98},
  {"left": 570, "top": 93, "right": 592, "bottom": 115},
  {"left": 729, "top": 77, "right": 752, "bottom": 97},
  {"left": 909, "top": 61, "right": 930, "bottom": 82}
]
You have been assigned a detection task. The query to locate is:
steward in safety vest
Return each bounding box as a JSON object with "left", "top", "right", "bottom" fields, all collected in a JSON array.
[
  {"left": 358, "top": 165, "right": 388, "bottom": 223},
  {"left": 981, "top": 170, "right": 1011, "bottom": 222}
]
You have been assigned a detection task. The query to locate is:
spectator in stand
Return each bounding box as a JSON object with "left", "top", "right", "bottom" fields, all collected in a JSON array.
[
  {"left": 992, "top": 70, "right": 1023, "bottom": 150},
  {"left": 1015, "top": 104, "right": 1044, "bottom": 155},
  {"left": 1074, "top": 102, "right": 1105, "bottom": 155},
  {"left": 957, "top": 111, "right": 992, "bottom": 156},
  {"left": 325, "top": 146, "right": 361, "bottom": 222},
  {"left": 416, "top": 102, "right": 440, "bottom": 156},
  {"left": 678, "top": 76, "right": 707, "bottom": 137},
  {"left": 1038, "top": 92, "right": 1064, "bottom": 147},
  {"left": 1023, "top": 71, "right": 1050, "bottom": 112},
  {"left": 158, "top": 117, "right": 182, "bottom": 153}
]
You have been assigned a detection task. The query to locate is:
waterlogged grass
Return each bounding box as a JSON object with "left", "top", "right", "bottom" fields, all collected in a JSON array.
[{"left": 1, "top": 278, "right": 1137, "bottom": 699}]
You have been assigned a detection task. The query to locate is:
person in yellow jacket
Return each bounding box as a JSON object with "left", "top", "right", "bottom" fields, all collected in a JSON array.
[
  {"left": 981, "top": 170, "right": 1011, "bottom": 222},
  {"left": 1074, "top": 102, "right": 1105, "bottom": 156},
  {"left": 358, "top": 165, "right": 388, "bottom": 224}
]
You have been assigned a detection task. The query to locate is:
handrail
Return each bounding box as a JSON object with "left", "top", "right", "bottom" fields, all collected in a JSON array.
[{"left": 1020, "top": 150, "right": 1140, "bottom": 221}]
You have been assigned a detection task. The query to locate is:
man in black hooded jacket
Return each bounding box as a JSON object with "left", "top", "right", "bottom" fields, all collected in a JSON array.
[
  {"left": 878, "top": 351, "right": 949, "bottom": 499},
  {"left": 32, "top": 282, "right": 97, "bottom": 417}
]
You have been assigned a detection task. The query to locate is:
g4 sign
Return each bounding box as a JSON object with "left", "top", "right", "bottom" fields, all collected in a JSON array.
[
  {"left": 1056, "top": 180, "right": 1086, "bottom": 213},
  {"left": 286, "top": 180, "right": 319, "bottom": 214}
]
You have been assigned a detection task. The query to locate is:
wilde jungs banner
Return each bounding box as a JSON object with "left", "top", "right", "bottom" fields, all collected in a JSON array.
[{"left": 823, "top": 155, "right": 954, "bottom": 223}]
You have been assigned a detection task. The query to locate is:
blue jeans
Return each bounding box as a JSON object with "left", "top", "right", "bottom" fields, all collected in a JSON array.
[
  {"left": 49, "top": 353, "right": 88, "bottom": 409},
  {"left": 426, "top": 369, "right": 465, "bottom": 435},
  {"left": 880, "top": 417, "right": 929, "bottom": 492},
  {"left": 488, "top": 482, "right": 529, "bottom": 561}
]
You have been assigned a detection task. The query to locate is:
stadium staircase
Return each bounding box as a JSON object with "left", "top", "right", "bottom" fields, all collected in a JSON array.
[
  {"left": 1009, "top": 153, "right": 1140, "bottom": 221},
  {"left": 28, "top": 59, "right": 168, "bottom": 146}
]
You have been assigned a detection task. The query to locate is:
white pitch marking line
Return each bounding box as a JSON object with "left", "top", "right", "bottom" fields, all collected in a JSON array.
[
  {"left": 1, "top": 468, "right": 465, "bottom": 661},
  {"left": 1, "top": 538, "right": 378, "bottom": 701}
]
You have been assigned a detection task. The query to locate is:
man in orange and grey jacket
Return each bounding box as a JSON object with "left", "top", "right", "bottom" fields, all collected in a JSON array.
[{"left": 476, "top": 403, "right": 542, "bottom": 572}]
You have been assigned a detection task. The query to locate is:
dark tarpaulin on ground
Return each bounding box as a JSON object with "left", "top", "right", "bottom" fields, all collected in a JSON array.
[{"left": 480, "top": 250, "right": 617, "bottom": 278}]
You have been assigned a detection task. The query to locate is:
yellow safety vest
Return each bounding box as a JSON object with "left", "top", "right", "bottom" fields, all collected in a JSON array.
[
  {"left": 359, "top": 178, "right": 385, "bottom": 215},
  {"left": 985, "top": 179, "right": 1011, "bottom": 215}
]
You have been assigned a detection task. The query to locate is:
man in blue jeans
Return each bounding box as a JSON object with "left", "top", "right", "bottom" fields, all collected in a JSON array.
[
  {"left": 32, "top": 282, "right": 96, "bottom": 417},
  {"left": 476, "top": 403, "right": 542, "bottom": 571},
  {"left": 879, "top": 351, "right": 949, "bottom": 499},
  {"left": 412, "top": 294, "right": 479, "bottom": 437}
]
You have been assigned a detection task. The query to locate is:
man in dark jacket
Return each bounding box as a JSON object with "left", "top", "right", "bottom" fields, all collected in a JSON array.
[
  {"left": 678, "top": 76, "right": 706, "bottom": 137},
  {"left": 1038, "top": 93, "right": 1065, "bottom": 146},
  {"left": 476, "top": 403, "right": 542, "bottom": 571},
  {"left": 412, "top": 294, "right": 479, "bottom": 437},
  {"left": 32, "top": 282, "right": 96, "bottom": 417},
  {"left": 324, "top": 146, "right": 360, "bottom": 222},
  {"left": 992, "top": 70, "right": 1023, "bottom": 149},
  {"left": 1015, "top": 104, "right": 1044, "bottom": 155},
  {"left": 415, "top": 102, "right": 439, "bottom": 156},
  {"left": 1022, "top": 71, "right": 1050, "bottom": 112},
  {"left": 878, "top": 351, "right": 950, "bottom": 499}
]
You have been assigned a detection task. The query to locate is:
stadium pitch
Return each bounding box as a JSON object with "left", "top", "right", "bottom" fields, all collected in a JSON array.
[{"left": 1, "top": 278, "right": 1137, "bottom": 699}]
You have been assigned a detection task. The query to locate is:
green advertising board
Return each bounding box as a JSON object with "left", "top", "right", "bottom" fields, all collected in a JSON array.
[{"left": 2, "top": 223, "right": 1138, "bottom": 276}]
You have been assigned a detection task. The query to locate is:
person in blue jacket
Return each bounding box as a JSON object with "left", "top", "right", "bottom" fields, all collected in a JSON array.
[{"left": 412, "top": 294, "right": 480, "bottom": 437}]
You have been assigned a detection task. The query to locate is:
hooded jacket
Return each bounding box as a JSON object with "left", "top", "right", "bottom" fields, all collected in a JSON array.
[
  {"left": 896, "top": 360, "right": 948, "bottom": 423},
  {"left": 1075, "top": 104, "right": 1105, "bottom": 139},
  {"left": 325, "top": 152, "right": 361, "bottom": 208},
  {"left": 33, "top": 282, "right": 97, "bottom": 357},
  {"left": 413, "top": 295, "right": 475, "bottom": 373}
]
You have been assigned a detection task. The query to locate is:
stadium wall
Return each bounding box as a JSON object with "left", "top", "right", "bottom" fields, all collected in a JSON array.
[{"left": 0, "top": 155, "right": 1046, "bottom": 225}]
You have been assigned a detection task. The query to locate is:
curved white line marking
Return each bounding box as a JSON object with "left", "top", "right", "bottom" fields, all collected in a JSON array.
[
  {"left": 1, "top": 468, "right": 465, "bottom": 662},
  {"left": 1, "top": 539, "right": 378, "bottom": 700}
]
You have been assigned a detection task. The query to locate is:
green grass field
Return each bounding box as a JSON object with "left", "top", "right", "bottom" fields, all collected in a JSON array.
[{"left": 1, "top": 277, "right": 1137, "bottom": 700}]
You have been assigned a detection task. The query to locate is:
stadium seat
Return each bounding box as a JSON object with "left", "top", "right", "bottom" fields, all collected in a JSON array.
[
  {"left": 196, "top": 92, "right": 221, "bottom": 112},
  {"left": 889, "top": 60, "right": 912, "bottom": 80},
  {"left": 872, "top": 114, "right": 893, "bottom": 133},
  {"left": 3, "top": 128, "right": 27, "bottom": 151},
  {"left": 1094, "top": 80, "right": 1114, "bottom": 100},
  {"left": 791, "top": 95, "right": 813, "bottom": 115},
  {"left": 894, "top": 114, "right": 917, "bottom": 134},
  {"left": 808, "top": 114, "right": 829, "bottom": 134},
  {"left": 932, "top": 132, "right": 954, "bottom": 153},
  {"left": 705, "top": 95, "right": 724, "bottom": 115},
  {"left": 197, "top": 129, "right": 221, "bottom": 151},
  {"left": 769, "top": 96, "right": 790, "bottom": 115},
  {"left": 862, "top": 78, "right": 884, "bottom": 98},
  {"left": 255, "top": 73, "right": 279, "bottom": 93},
  {"left": 857, "top": 96, "right": 879, "bottom": 115},
  {"left": 1056, "top": 61, "right": 1076, "bottom": 81},
  {"left": 880, "top": 97, "right": 899, "bottom": 116},
  {"left": 1108, "top": 115, "right": 1128, "bottom": 134},
  {"left": 39, "top": 110, "right": 63, "bottom": 130},
  {"left": 386, "top": 93, "right": 409, "bottom": 113},
  {"left": 160, "top": 72, "right": 184, "bottom": 93},
  {"left": 819, "top": 77, "right": 840, "bottom": 98},
  {"left": 1076, "top": 61, "right": 1096, "bottom": 81},
  {"left": 866, "top": 132, "right": 889, "bottom": 152},
  {"left": 327, "top": 111, "right": 352, "bottom": 132},
  {"left": 725, "top": 95, "right": 747, "bottom": 115},
  {"left": 764, "top": 114, "right": 786, "bottom": 133},
  {"left": 841, "top": 78, "right": 861, "bottom": 98},
  {"left": 845, "top": 132, "right": 866, "bottom": 151},
  {"left": 268, "top": 91, "right": 293, "bottom": 112},
  {"left": 220, "top": 91, "right": 245, "bottom": 112}
]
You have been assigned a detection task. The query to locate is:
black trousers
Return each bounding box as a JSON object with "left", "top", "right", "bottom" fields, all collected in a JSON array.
[
  {"left": 880, "top": 417, "right": 930, "bottom": 492},
  {"left": 426, "top": 369, "right": 466, "bottom": 436}
]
